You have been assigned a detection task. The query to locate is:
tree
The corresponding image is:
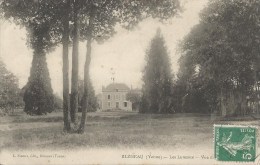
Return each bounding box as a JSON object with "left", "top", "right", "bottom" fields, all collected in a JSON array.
[
  {"left": 78, "top": 79, "right": 98, "bottom": 112},
  {"left": 61, "top": 0, "right": 71, "bottom": 131},
  {"left": 141, "top": 29, "right": 174, "bottom": 114},
  {"left": 0, "top": 1, "right": 63, "bottom": 115},
  {"left": 54, "top": 94, "right": 63, "bottom": 109},
  {"left": 23, "top": 23, "right": 57, "bottom": 115},
  {"left": 70, "top": 0, "right": 80, "bottom": 124},
  {"left": 0, "top": 59, "right": 23, "bottom": 114},
  {"left": 23, "top": 48, "right": 54, "bottom": 115},
  {"left": 178, "top": 0, "right": 260, "bottom": 116},
  {"left": 126, "top": 89, "right": 141, "bottom": 111}
]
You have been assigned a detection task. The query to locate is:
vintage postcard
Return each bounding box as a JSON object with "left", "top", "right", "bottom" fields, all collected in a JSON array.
[{"left": 0, "top": 0, "right": 259, "bottom": 164}]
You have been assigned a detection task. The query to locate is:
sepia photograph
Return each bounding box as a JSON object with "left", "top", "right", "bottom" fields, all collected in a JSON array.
[{"left": 0, "top": 0, "right": 259, "bottom": 164}]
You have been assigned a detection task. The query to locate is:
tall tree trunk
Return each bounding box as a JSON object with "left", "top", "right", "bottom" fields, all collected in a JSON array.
[
  {"left": 220, "top": 87, "right": 227, "bottom": 117},
  {"left": 77, "top": 38, "right": 91, "bottom": 133},
  {"left": 77, "top": 8, "right": 94, "bottom": 133},
  {"left": 257, "top": 83, "right": 260, "bottom": 114},
  {"left": 253, "top": 59, "right": 260, "bottom": 114},
  {"left": 227, "top": 90, "right": 236, "bottom": 116},
  {"left": 62, "top": 0, "right": 71, "bottom": 132},
  {"left": 70, "top": 0, "right": 79, "bottom": 124},
  {"left": 240, "top": 87, "right": 248, "bottom": 116}
]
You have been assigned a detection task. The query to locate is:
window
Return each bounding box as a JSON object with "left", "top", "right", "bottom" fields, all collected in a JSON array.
[
  {"left": 108, "top": 94, "right": 111, "bottom": 100},
  {"left": 124, "top": 102, "right": 127, "bottom": 107},
  {"left": 108, "top": 102, "right": 111, "bottom": 107}
]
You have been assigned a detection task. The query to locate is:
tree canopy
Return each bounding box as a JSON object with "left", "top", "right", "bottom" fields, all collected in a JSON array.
[
  {"left": 178, "top": 0, "right": 260, "bottom": 116},
  {"left": 0, "top": 59, "right": 23, "bottom": 113},
  {"left": 141, "top": 29, "right": 174, "bottom": 114},
  {"left": 0, "top": 0, "right": 63, "bottom": 52},
  {"left": 0, "top": 1, "right": 59, "bottom": 115}
]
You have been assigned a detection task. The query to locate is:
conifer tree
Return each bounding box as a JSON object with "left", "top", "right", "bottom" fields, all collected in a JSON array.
[{"left": 141, "top": 29, "right": 174, "bottom": 114}]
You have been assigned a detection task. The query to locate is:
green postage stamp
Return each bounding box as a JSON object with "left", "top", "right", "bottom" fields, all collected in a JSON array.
[{"left": 214, "top": 125, "right": 257, "bottom": 162}]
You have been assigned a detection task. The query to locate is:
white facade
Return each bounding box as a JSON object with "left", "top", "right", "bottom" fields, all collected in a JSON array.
[{"left": 99, "top": 83, "right": 132, "bottom": 111}]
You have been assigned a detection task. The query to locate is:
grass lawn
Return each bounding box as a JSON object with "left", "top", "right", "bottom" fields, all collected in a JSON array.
[{"left": 0, "top": 109, "right": 259, "bottom": 151}]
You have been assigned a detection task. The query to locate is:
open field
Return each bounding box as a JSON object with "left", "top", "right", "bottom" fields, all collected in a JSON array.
[{"left": 0, "top": 109, "right": 259, "bottom": 152}]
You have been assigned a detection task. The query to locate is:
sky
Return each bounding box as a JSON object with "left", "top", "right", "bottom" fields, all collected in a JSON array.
[{"left": 0, "top": 0, "right": 208, "bottom": 97}]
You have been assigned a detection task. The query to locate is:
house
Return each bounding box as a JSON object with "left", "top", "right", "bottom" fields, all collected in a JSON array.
[{"left": 98, "top": 83, "right": 132, "bottom": 111}]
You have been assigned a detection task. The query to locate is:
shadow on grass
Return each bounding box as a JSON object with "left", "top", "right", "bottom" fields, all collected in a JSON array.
[
  {"left": 12, "top": 116, "right": 64, "bottom": 123},
  {"left": 10, "top": 112, "right": 142, "bottom": 124},
  {"left": 2, "top": 123, "right": 180, "bottom": 150}
]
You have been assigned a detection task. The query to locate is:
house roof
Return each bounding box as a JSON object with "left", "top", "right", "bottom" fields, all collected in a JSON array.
[{"left": 103, "top": 83, "right": 130, "bottom": 92}]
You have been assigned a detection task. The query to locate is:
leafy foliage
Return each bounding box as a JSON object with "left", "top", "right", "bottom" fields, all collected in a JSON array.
[
  {"left": 178, "top": 0, "right": 260, "bottom": 116},
  {"left": 126, "top": 89, "right": 141, "bottom": 111},
  {"left": 0, "top": 59, "right": 23, "bottom": 113},
  {"left": 23, "top": 55, "right": 54, "bottom": 115},
  {"left": 78, "top": 79, "right": 98, "bottom": 112},
  {"left": 0, "top": 0, "right": 63, "bottom": 52},
  {"left": 141, "top": 29, "right": 174, "bottom": 114},
  {"left": 54, "top": 94, "right": 63, "bottom": 109}
]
